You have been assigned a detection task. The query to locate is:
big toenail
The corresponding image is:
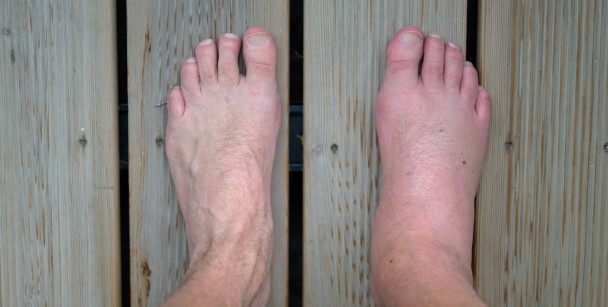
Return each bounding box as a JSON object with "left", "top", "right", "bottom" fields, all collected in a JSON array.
[
  {"left": 224, "top": 33, "right": 239, "bottom": 39},
  {"left": 401, "top": 31, "right": 422, "bottom": 45},
  {"left": 247, "top": 33, "right": 269, "bottom": 46}
]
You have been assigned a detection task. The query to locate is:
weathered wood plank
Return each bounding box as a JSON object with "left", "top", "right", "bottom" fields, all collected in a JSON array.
[
  {"left": 0, "top": 1, "right": 120, "bottom": 306},
  {"left": 475, "top": 0, "right": 608, "bottom": 305},
  {"left": 127, "top": 1, "right": 289, "bottom": 305},
  {"left": 303, "top": 1, "right": 467, "bottom": 305}
]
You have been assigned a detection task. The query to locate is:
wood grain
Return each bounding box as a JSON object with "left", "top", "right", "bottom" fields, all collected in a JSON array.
[
  {"left": 303, "top": 1, "right": 467, "bottom": 305},
  {"left": 127, "top": 1, "right": 289, "bottom": 305},
  {"left": 475, "top": 0, "right": 608, "bottom": 305},
  {"left": 0, "top": 0, "right": 120, "bottom": 306}
]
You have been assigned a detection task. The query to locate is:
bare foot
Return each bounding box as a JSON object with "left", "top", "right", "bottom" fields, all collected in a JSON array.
[
  {"left": 370, "top": 27, "right": 490, "bottom": 306},
  {"left": 163, "top": 28, "right": 281, "bottom": 306}
]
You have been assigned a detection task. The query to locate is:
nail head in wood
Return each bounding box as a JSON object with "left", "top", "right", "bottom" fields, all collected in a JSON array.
[{"left": 79, "top": 134, "right": 87, "bottom": 146}]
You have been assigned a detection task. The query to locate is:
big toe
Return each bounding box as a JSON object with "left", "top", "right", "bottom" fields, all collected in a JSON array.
[
  {"left": 383, "top": 26, "right": 424, "bottom": 87},
  {"left": 243, "top": 27, "right": 277, "bottom": 85}
]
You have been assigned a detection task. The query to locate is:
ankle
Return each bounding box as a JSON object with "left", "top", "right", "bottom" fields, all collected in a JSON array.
[
  {"left": 371, "top": 242, "right": 479, "bottom": 306},
  {"left": 187, "top": 232, "right": 272, "bottom": 296},
  {"left": 164, "top": 262, "right": 244, "bottom": 306}
]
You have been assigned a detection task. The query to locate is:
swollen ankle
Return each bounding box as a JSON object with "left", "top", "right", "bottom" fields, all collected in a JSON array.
[{"left": 372, "top": 257, "right": 481, "bottom": 307}]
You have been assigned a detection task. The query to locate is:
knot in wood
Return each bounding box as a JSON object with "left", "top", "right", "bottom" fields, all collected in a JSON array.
[{"left": 330, "top": 144, "right": 338, "bottom": 153}]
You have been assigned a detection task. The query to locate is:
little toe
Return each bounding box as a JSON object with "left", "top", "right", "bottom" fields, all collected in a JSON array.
[
  {"left": 460, "top": 61, "right": 480, "bottom": 103},
  {"left": 180, "top": 57, "right": 201, "bottom": 100},
  {"left": 217, "top": 33, "right": 242, "bottom": 85},
  {"left": 443, "top": 42, "right": 464, "bottom": 91},
  {"left": 475, "top": 87, "right": 491, "bottom": 122},
  {"left": 167, "top": 86, "right": 186, "bottom": 119},
  {"left": 195, "top": 39, "right": 218, "bottom": 86},
  {"left": 383, "top": 26, "right": 424, "bottom": 87},
  {"left": 243, "top": 27, "right": 277, "bottom": 85},
  {"left": 421, "top": 33, "right": 446, "bottom": 87}
]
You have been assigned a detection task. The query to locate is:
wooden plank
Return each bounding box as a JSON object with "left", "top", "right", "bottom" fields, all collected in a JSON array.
[
  {"left": 0, "top": 1, "right": 120, "bottom": 306},
  {"left": 303, "top": 1, "right": 467, "bottom": 305},
  {"left": 475, "top": 0, "right": 608, "bottom": 305},
  {"left": 127, "top": 1, "right": 289, "bottom": 305}
]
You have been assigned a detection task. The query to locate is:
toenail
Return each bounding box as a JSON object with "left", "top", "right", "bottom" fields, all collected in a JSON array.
[
  {"left": 464, "top": 61, "right": 473, "bottom": 66},
  {"left": 448, "top": 42, "right": 461, "bottom": 50},
  {"left": 223, "top": 33, "right": 239, "bottom": 39},
  {"left": 401, "top": 31, "right": 423, "bottom": 45},
  {"left": 185, "top": 57, "right": 196, "bottom": 63},
  {"left": 246, "top": 33, "right": 269, "bottom": 46},
  {"left": 198, "top": 39, "right": 213, "bottom": 46},
  {"left": 429, "top": 32, "right": 442, "bottom": 39}
]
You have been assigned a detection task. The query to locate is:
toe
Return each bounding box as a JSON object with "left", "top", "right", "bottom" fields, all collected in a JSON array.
[
  {"left": 475, "top": 87, "right": 491, "bottom": 122},
  {"left": 460, "top": 61, "right": 479, "bottom": 103},
  {"left": 217, "top": 33, "right": 242, "bottom": 85},
  {"left": 167, "top": 86, "right": 186, "bottom": 119},
  {"left": 383, "top": 26, "right": 424, "bottom": 87},
  {"left": 180, "top": 57, "right": 201, "bottom": 100},
  {"left": 195, "top": 39, "right": 218, "bottom": 86},
  {"left": 443, "top": 42, "right": 464, "bottom": 91},
  {"left": 421, "top": 33, "right": 446, "bottom": 87},
  {"left": 243, "top": 27, "right": 277, "bottom": 85}
]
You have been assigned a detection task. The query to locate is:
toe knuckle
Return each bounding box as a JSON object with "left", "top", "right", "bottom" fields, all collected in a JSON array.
[
  {"left": 250, "top": 61, "right": 275, "bottom": 73},
  {"left": 219, "top": 64, "right": 239, "bottom": 78},
  {"left": 427, "top": 65, "right": 443, "bottom": 75}
]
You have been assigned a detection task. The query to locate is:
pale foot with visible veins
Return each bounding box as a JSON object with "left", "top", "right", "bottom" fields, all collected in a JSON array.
[
  {"left": 163, "top": 27, "right": 280, "bottom": 307},
  {"left": 371, "top": 26, "right": 490, "bottom": 306}
]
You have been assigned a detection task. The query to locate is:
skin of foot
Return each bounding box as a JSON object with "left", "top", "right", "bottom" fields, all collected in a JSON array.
[
  {"left": 370, "top": 26, "right": 491, "bottom": 306},
  {"left": 162, "top": 27, "right": 281, "bottom": 306}
]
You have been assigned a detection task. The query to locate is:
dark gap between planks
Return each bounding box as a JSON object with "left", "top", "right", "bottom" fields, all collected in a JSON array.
[
  {"left": 116, "top": 0, "right": 130, "bottom": 305},
  {"left": 289, "top": 0, "right": 305, "bottom": 305},
  {"left": 466, "top": 0, "right": 480, "bottom": 281}
]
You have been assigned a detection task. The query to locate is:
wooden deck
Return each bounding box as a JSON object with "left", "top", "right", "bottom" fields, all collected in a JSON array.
[{"left": 1, "top": 0, "right": 606, "bottom": 306}]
